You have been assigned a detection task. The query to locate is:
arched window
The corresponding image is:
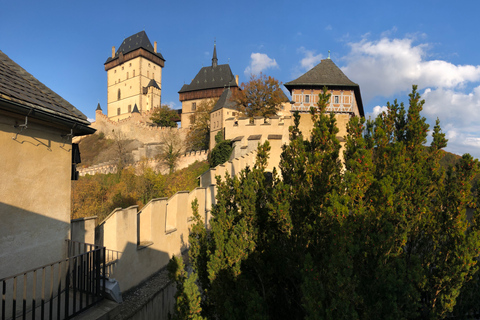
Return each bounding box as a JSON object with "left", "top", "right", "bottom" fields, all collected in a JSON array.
[{"left": 118, "top": 89, "right": 121, "bottom": 100}]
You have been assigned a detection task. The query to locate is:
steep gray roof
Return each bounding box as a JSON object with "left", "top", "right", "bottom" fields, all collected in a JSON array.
[
  {"left": 147, "top": 79, "right": 160, "bottom": 89},
  {"left": 212, "top": 87, "right": 237, "bottom": 112},
  {"left": 178, "top": 64, "right": 237, "bottom": 93},
  {"left": 285, "top": 59, "right": 358, "bottom": 88},
  {"left": 0, "top": 50, "right": 94, "bottom": 135},
  {"left": 105, "top": 31, "right": 165, "bottom": 63},
  {"left": 284, "top": 58, "right": 364, "bottom": 116}
]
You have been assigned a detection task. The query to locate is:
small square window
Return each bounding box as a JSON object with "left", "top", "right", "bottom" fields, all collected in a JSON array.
[
  {"left": 117, "top": 108, "right": 121, "bottom": 115},
  {"left": 128, "top": 105, "right": 132, "bottom": 113},
  {"left": 334, "top": 96, "right": 339, "bottom": 104},
  {"left": 305, "top": 95, "right": 310, "bottom": 103}
]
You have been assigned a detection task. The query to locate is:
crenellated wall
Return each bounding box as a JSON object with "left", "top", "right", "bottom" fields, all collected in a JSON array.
[
  {"left": 78, "top": 150, "right": 208, "bottom": 176},
  {"left": 90, "top": 109, "right": 187, "bottom": 143}
]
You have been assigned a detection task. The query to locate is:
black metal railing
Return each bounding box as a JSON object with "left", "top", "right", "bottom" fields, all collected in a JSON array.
[{"left": 1, "top": 241, "right": 105, "bottom": 320}]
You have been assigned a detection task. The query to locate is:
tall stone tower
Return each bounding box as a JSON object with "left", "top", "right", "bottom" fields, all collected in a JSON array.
[{"left": 104, "top": 31, "right": 165, "bottom": 121}]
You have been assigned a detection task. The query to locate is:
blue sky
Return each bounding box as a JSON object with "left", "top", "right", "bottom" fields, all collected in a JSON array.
[{"left": 2, "top": 0, "right": 480, "bottom": 158}]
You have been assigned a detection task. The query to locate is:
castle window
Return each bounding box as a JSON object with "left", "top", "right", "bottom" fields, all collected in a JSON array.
[
  {"left": 154, "top": 66, "right": 156, "bottom": 69},
  {"left": 114, "top": 70, "right": 117, "bottom": 74},
  {"left": 133, "top": 70, "right": 135, "bottom": 77},
  {"left": 305, "top": 95, "right": 310, "bottom": 103},
  {"left": 192, "top": 102, "right": 196, "bottom": 111},
  {"left": 118, "top": 89, "right": 121, "bottom": 100},
  {"left": 122, "top": 66, "right": 124, "bottom": 70},
  {"left": 117, "top": 108, "right": 121, "bottom": 115},
  {"left": 129, "top": 63, "right": 132, "bottom": 67},
  {"left": 334, "top": 96, "right": 339, "bottom": 104},
  {"left": 128, "top": 105, "right": 131, "bottom": 113},
  {"left": 127, "top": 72, "right": 129, "bottom": 79}
]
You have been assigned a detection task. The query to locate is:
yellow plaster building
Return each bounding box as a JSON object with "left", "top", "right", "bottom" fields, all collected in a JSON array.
[
  {"left": 0, "top": 50, "right": 95, "bottom": 280},
  {"left": 105, "top": 31, "right": 165, "bottom": 121}
]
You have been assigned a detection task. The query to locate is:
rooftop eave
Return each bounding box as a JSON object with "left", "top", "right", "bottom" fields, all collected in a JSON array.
[{"left": 0, "top": 96, "right": 95, "bottom": 136}]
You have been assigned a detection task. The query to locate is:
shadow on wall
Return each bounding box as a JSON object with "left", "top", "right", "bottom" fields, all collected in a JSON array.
[{"left": 0, "top": 202, "right": 70, "bottom": 280}]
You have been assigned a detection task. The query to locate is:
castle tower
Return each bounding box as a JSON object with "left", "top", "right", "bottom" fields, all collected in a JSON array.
[
  {"left": 104, "top": 31, "right": 165, "bottom": 121},
  {"left": 178, "top": 43, "right": 239, "bottom": 128},
  {"left": 284, "top": 58, "right": 364, "bottom": 117}
]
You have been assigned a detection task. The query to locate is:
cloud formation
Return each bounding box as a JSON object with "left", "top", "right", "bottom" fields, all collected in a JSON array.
[
  {"left": 341, "top": 35, "right": 480, "bottom": 158},
  {"left": 244, "top": 53, "right": 278, "bottom": 76}
]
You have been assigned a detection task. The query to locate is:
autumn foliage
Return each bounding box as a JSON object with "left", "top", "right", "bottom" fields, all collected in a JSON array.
[{"left": 232, "top": 73, "right": 287, "bottom": 118}]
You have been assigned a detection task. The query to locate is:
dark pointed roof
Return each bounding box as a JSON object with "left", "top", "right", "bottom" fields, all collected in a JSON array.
[
  {"left": 132, "top": 104, "right": 139, "bottom": 113},
  {"left": 179, "top": 45, "right": 237, "bottom": 94},
  {"left": 147, "top": 79, "right": 160, "bottom": 90},
  {"left": 285, "top": 59, "right": 357, "bottom": 88},
  {"left": 212, "top": 43, "right": 218, "bottom": 68},
  {"left": 105, "top": 31, "right": 165, "bottom": 63},
  {"left": 96, "top": 103, "right": 102, "bottom": 111},
  {"left": 212, "top": 88, "right": 237, "bottom": 112},
  {"left": 0, "top": 50, "right": 94, "bottom": 135},
  {"left": 178, "top": 64, "right": 237, "bottom": 93},
  {"left": 284, "top": 59, "right": 364, "bottom": 116}
]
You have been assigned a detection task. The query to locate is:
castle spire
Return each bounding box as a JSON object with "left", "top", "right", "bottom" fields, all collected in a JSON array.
[{"left": 212, "top": 41, "right": 218, "bottom": 68}]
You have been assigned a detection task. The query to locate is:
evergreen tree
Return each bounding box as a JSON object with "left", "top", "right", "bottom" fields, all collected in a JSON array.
[{"left": 169, "top": 86, "right": 480, "bottom": 319}]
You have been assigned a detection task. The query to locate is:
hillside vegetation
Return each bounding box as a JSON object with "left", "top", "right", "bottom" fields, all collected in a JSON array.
[{"left": 71, "top": 160, "right": 209, "bottom": 222}]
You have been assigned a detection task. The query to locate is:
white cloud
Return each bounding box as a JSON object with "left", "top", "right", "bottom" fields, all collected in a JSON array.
[
  {"left": 164, "top": 101, "right": 178, "bottom": 109},
  {"left": 298, "top": 47, "right": 323, "bottom": 71},
  {"left": 368, "top": 105, "right": 388, "bottom": 119},
  {"left": 342, "top": 37, "right": 480, "bottom": 102},
  {"left": 325, "top": 25, "right": 332, "bottom": 31},
  {"left": 244, "top": 53, "right": 278, "bottom": 76},
  {"left": 87, "top": 117, "right": 95, "bottom": 123},
  {"left": 341, "top": 35, "right": 480, "bottom": 158}
]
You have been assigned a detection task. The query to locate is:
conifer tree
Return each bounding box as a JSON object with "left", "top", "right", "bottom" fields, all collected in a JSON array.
[{"left": 169, "top": 85, "right": 480, "bottom": 320}]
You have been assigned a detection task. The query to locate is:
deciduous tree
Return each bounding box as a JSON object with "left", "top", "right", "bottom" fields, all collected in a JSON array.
[
  {"left": 185, "top": 98, "right": 217, "bottom": 151},
  {"left": 232, "top": 73, "right": 286, "bottom": 118},
  {"left": 150, "top": 104, "right": 179, "bottom": 127}
]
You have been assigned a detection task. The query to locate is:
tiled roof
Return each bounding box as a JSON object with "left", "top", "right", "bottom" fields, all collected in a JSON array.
[
  {"left": 285, "top": 59, "right": 358, "bottom": 88},
  {"left": 0, "top": 50, "right": 91, "bottom": 125},
  {"left": 178, "top": 64, "right": 237, "bottom": 93},
  {"left": 284, "top": 58, "right": 364, "bottom": 117},
  {"left": 105, "top": 31, "right": 165, "bottom": 63},
  {"left": 212, "top": 87, "right": 237, "bottom": 112}
]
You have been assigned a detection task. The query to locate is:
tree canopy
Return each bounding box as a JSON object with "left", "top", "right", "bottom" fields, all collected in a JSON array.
[
  {"left": 150, "top": 104, "right": 179, "bottom": 127},
  {"left": 169, "top": 86, "right": 480, "bottom": 319},
  {"left": 232, "top": 73, "right": 286, "bottom": 118}
]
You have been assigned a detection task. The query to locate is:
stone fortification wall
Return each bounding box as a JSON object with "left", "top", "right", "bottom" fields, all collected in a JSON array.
[
  {"left": 224, "top": 113, "right": 351, "bottom": 169},
  {"left": 91, "top": 109, "right": 187, "bottom": 143},
  {"left": 78, "top": 150, "right": 208, "bottom": 176}
]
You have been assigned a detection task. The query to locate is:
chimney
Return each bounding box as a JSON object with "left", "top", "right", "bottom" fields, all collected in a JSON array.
[
  {"left": 112, "top": 46, "right": 115, "bottom": 58},
  {"left": 235, "top": 75, "right": 239, "bottom": 86},
  {"left": 154, "top": 41, "right": 157, "bottom": 53}
]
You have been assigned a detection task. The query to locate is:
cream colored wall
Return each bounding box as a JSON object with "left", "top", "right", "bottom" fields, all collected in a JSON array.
[
  {"left": 90, "top": 185, "right": 215, "bottom": 292},
  {"left": 180, "top": 97, "right": 211, "bottom": 129},
  {"left": 0, "top": 113, "right": 72, "bottom": 279},
  {"left": 107, "top": 56, "right": 162, "bottom": 121}
]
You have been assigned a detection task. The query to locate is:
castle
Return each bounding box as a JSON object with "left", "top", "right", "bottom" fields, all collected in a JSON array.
[{"left": 89, "top": 31, "right": 364, "bottom": 173}]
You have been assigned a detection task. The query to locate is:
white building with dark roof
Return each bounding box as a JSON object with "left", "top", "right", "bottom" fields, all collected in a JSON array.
[{"left": 105, "top": 31, "right": 165, "bottom": 121}]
